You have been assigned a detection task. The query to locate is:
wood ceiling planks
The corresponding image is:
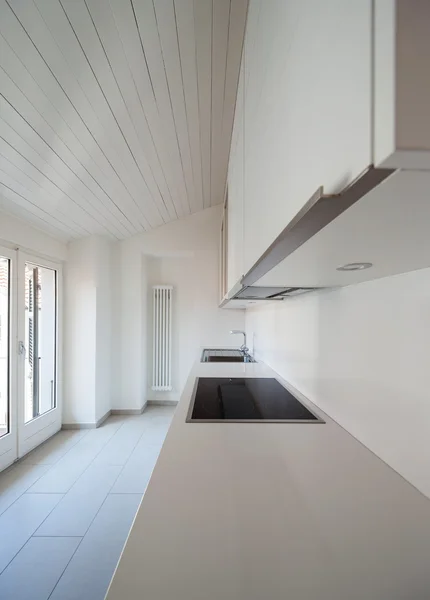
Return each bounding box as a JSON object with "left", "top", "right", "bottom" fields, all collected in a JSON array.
[{"left": 0, "top": 0, "right": 248, "bottom": 241}]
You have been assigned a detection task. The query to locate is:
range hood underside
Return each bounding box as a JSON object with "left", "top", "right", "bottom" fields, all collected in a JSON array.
[
  {"left": 233, "top": 286, "right": 320, "bottom": 300},
  {"left": 226, "top": 166, "right": 395, "bottom": 303}
]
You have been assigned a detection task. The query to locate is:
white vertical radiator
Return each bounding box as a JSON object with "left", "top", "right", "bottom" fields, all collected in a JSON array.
[{"left": 152, "top": 286, "right": 173, "bottom": 391}]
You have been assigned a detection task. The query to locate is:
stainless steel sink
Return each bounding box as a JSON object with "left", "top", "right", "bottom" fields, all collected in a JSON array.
[
  {"left": 201, "top": 349, "right": 256, "bottom": 363},
  {"left": 206, "top": 356, "right": 246, "bottom": 363}
]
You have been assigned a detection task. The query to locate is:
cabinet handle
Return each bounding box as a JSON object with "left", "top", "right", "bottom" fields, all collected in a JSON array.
[{"left": 241, "top": 165, "right": 396, "bottom": 288}]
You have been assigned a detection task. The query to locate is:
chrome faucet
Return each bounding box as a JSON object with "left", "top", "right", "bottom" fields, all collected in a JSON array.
[{"left": 230, "top": 330, "right": 249, "bottom": 354}]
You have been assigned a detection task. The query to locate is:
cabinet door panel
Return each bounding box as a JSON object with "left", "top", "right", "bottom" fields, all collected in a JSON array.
[
  {"left": 240, "top": 0, "right": 372, "bottom": 275},
  {"left": 227, "top": 55, "right": 245, "bottom": 292},
  {"left": 374, "top": 0, "right": 430, "bottom": 169}
]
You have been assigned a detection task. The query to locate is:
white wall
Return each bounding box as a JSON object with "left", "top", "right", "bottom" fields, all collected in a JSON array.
[
  {"left": 144, "top": 207, "right": 245, "bottom": 402},
  {"left": 246, "top": 267, "right": 430, "bottom": 498},
  {"left": 113, "top": 206, "right": 245, "bottom": 408},
  {"left": 64, "top": 235, "right": 112, "bottom": 425},
  {"left": 0, "top": 211, "right": 67, "bottom": 261},
  {"left": 95, "top": 238, "right": 113, "bottom": 422},
  {"left": 111, "top": 237, "right": 147, "bottom": 411}
]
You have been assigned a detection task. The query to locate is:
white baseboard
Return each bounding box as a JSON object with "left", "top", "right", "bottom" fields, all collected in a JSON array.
[
  {"left": 62, "top": 422, "right": 98, "bottom": 430},
  {"left": 96, "top": 410, "right": 112, "bottom": 427},
  {"left": 111, "top": 402, "right": 147, "bottom": 415},
  {"left": 62, "top": 400, "right": 176, "bottom": 429},
  {"left": 62, "top": 409, "right": 112, "bottom": 430},
  {"left": 147, "top": 400, "right": 178, "bottom": 406}
]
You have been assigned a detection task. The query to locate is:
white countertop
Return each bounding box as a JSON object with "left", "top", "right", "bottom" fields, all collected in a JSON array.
[{"left": 106, "top": 358, "right": 430, "bottom": 600}]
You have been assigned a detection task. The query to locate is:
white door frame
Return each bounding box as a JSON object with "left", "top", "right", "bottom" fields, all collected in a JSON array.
[
  {"left": 0, "top": 245, "right": 18, "bottom": 471},
  {"left": 16, "top": 251, "right": 63, "bottom": 457}
]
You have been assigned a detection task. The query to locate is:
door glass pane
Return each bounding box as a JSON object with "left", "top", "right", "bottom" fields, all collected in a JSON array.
[
  {"left": 0, "top": 257, "right": 10, "bottom": 438},
  {"left": 24, "top": 263, "right": 57, "bottom": 423}
]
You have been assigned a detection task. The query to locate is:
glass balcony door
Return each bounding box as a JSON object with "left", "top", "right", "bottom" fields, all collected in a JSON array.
[
  {"left": 17, "top": 253, "right": 61, "bottom": 458},
  {"left": 0, "top": 246, "right": 18, "bottom": 471},
  {"left": 0, "top": 249, "right": 61, "bottom": 471}
]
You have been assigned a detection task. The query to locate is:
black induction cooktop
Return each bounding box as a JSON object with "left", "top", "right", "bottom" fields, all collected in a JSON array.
[{"left": 186, "top": 378, "right": 324, "bottom": 423}]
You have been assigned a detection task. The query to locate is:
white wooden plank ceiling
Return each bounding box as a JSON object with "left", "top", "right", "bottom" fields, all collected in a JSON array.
[{"left": 0, "top": 0, "right": 248, "bottom": 241}]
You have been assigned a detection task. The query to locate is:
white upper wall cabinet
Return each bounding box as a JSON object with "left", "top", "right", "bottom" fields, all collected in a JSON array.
[
  {"left": 227, "top": 52, "right": 245, "bottom": 293},
  {"left": 255, "top": 169, "right": 430, "bottom": 288},
  {"left": 232, "top": 0, "right": 373, "bottom": 278},
  {"left": 374, "top": 0, "right": 430, "bottom": 169},
  {"left": 225, "top": 0, "right": 430, "bottom": 292}
]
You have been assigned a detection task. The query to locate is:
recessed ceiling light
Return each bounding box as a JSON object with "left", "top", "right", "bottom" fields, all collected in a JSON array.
[{"left": 336, "top": 262, "right": 373, "bottom": 272}]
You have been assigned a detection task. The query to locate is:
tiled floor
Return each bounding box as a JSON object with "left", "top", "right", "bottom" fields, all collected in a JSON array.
[{"left": 0, "top": 406, "right": 175, "bottom": 600}]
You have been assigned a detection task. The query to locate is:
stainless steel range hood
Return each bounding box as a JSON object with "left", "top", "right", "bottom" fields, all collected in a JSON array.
[
  {"left": 233, "top": 285, "right": 318, "bottom": 300},
  {"left": 224, "top": 166, "right": 395, "bottom": 304}
]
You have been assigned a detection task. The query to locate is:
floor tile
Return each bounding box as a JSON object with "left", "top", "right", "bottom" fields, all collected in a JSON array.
[
  {"left": 49, "top": 494, "right": 142, "bottom": 600},
  {"left": 0, "top": 463, "right": 50, "bottom": 516},
  {"left": 128, "top": 406, "right": 173, "bottom": 428},
  {"left": 28, "top": 420, "right": 124, "bottom": 494},
  {"left": 126, "top": 426, "right": 169, "bottom": 461},
  {"left": 91, "top": 421, "right": 146, "bottom": 467},
  {"left": 139, "top": 424, "right": 169, "bottom": 447},
  {"left": 21, "top": 430, "right": 88, "bottom": 465},
  {"left": 35, "top": 465, "right": 122, "bottom": 537},
  {"left": 0, "top": 536, "right": 81, "bottom": 600},
  {"left": 141, "top": 406, "right": 175, "bottom": 424},
  {"left": 144, "top": 405, "right": 176, "bottom": 416},
  {"left": 0, "top": 493, "right": 63, "bottom": 573},
  {"left": 0, "top": 413, "right": 172, "bottom": 597},
  {"left": 110, "top": 452, "right": 158, "bottom": 494}
]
